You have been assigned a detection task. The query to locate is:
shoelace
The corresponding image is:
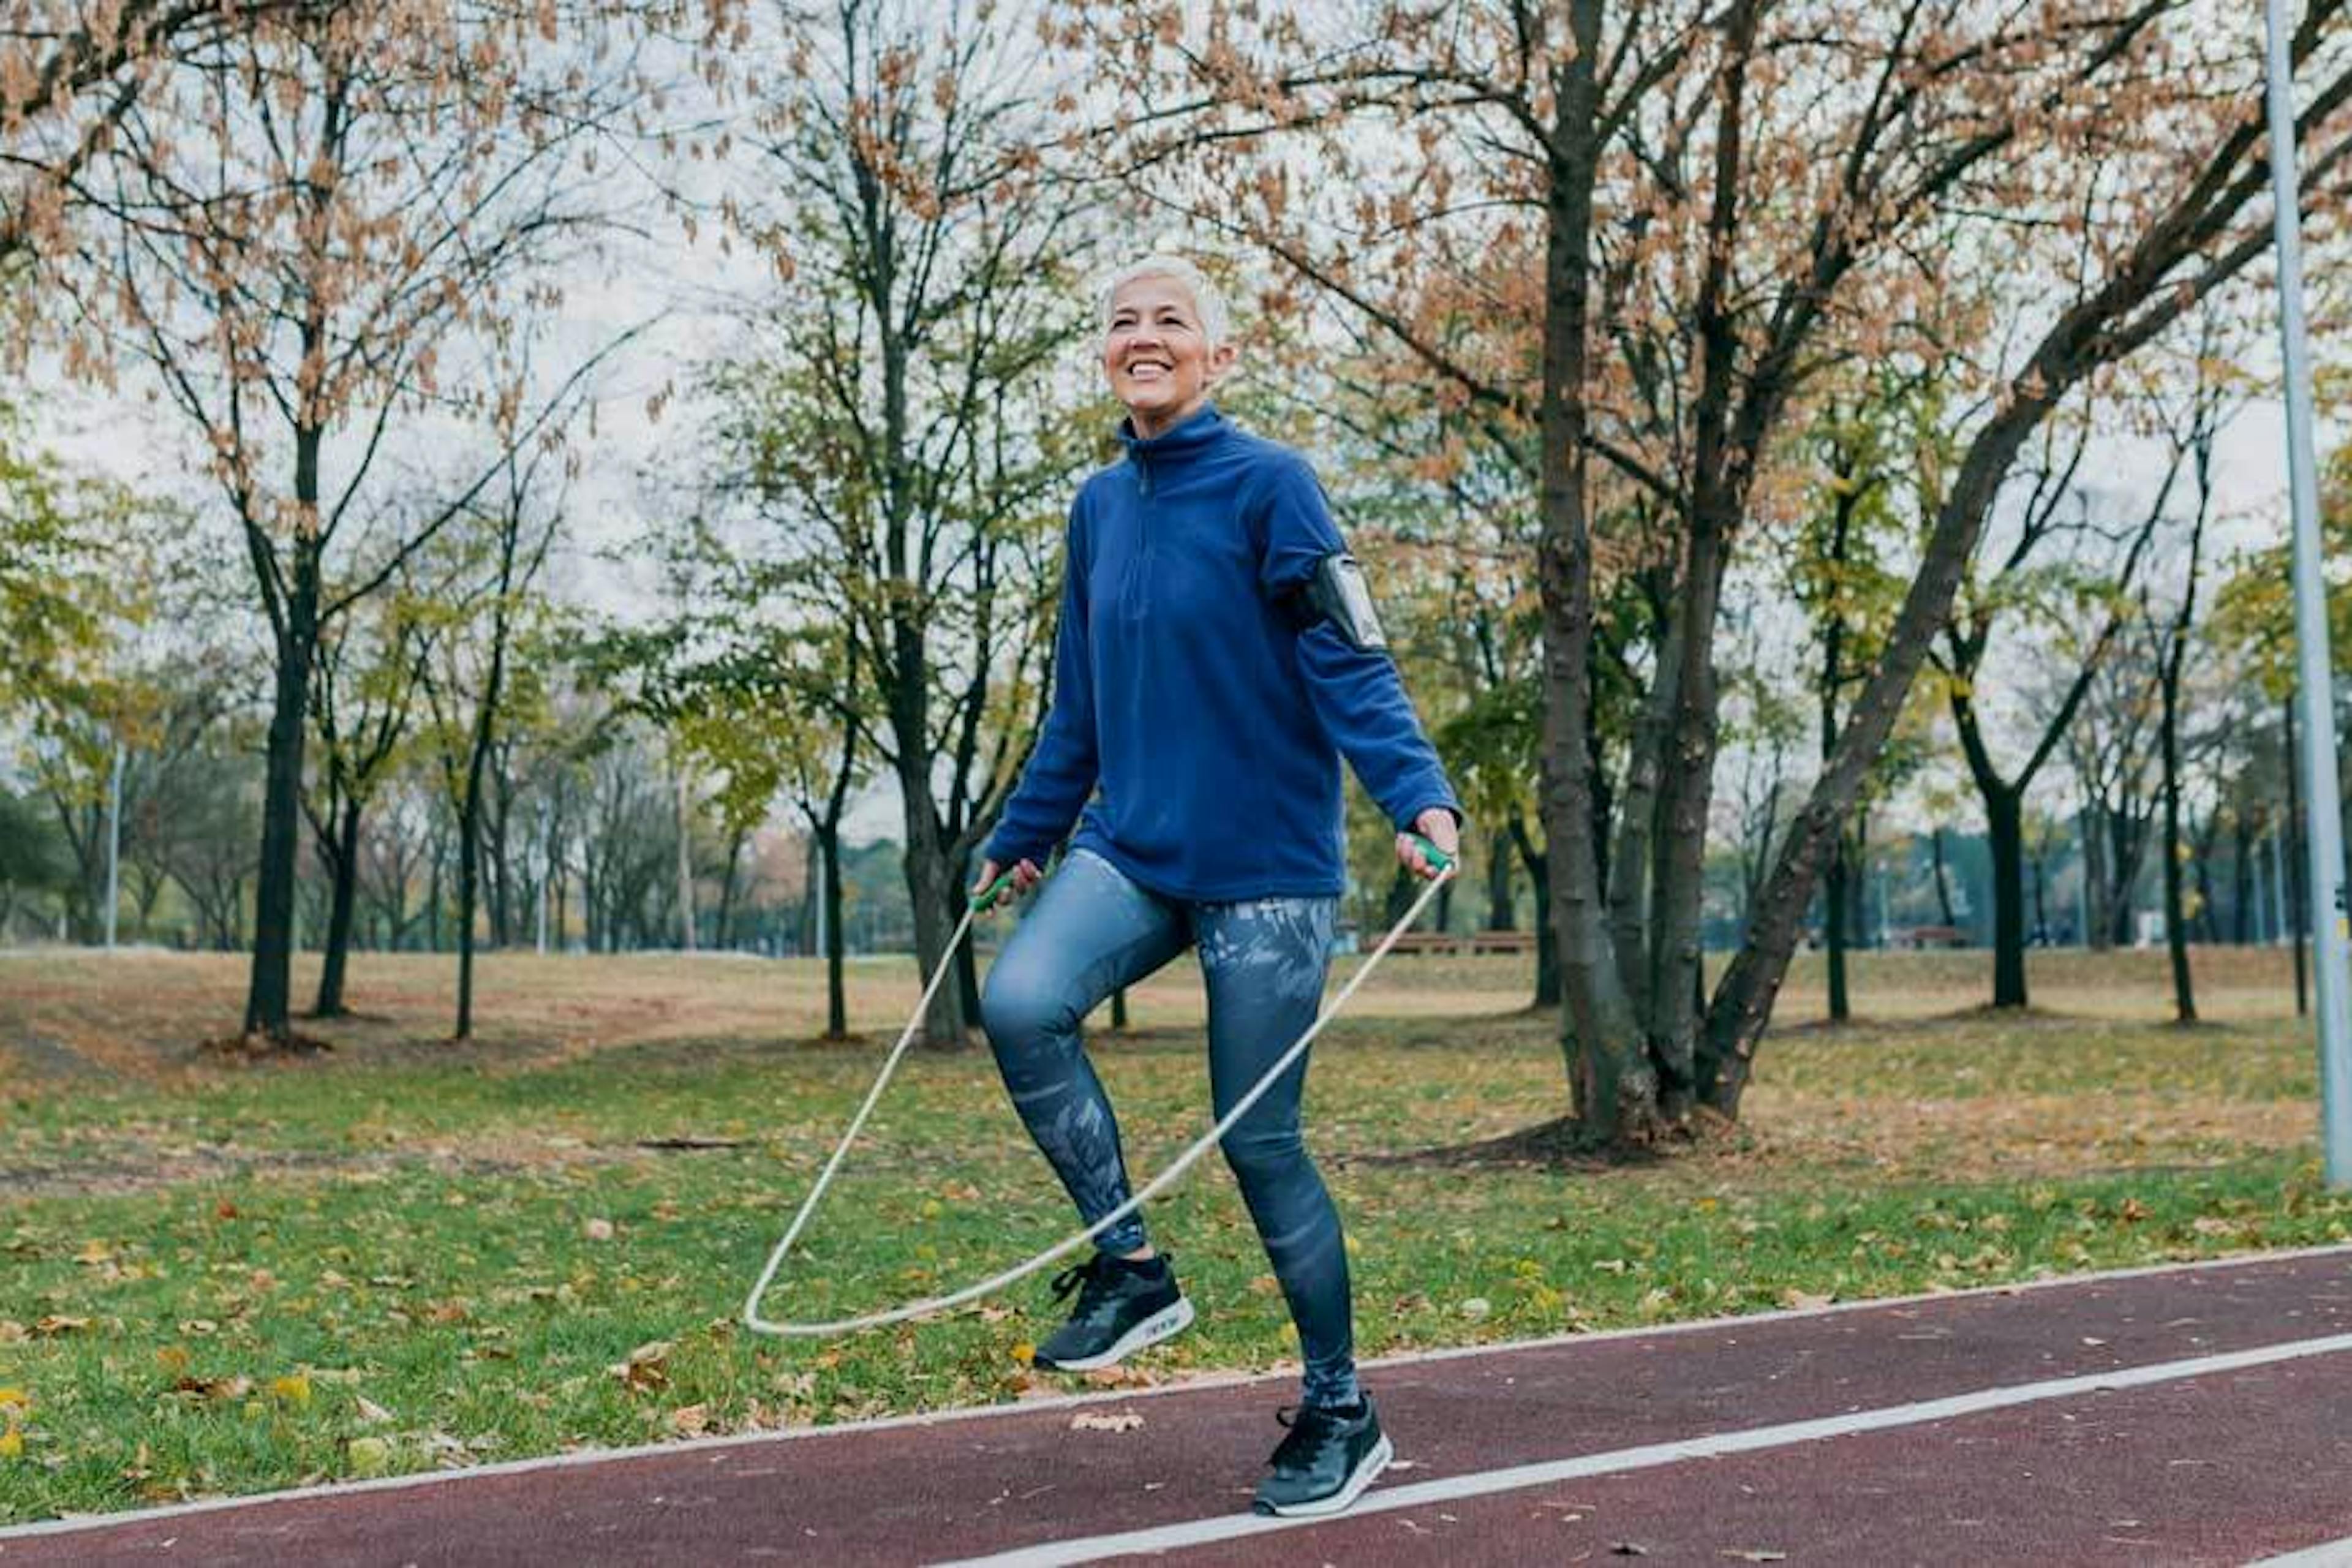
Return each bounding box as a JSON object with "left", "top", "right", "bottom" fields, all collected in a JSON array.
[
  {"left": 1270, "top": 1404, "right": 1341, "bottom": 1464},
  {"left": 1049, "top": 1255, "right": 1121, "bottom": 1318}
]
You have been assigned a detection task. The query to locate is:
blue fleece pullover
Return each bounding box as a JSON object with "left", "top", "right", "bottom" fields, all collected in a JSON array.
[{"left": 986, "top": 405, "right": 1460, "bottom": 902}]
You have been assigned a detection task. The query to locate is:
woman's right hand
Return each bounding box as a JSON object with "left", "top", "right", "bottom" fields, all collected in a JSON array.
[{"left": 971, "top": 857, "right": 1042, "bottom": 910}]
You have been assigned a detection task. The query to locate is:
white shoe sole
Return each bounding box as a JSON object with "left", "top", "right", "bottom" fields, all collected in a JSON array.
[
  {"left": 1035, "top": 1295, "right": 1194, "bottom": 1373},
  {"left": 1256, "top": 1431, "right": 1394, "bottom": 1518}
]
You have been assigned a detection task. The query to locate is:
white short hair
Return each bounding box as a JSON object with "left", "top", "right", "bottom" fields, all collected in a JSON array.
[{"left": 1095, "top": 254, "right": 1232, "bottom": 347}]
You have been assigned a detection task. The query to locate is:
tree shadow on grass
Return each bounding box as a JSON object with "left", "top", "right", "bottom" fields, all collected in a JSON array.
[{"left": 1352, "top": 1113, "right": 1680, "bottom": 1174}]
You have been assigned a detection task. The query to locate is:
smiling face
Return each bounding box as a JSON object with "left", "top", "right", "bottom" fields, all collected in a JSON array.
[{"left": 1101, "top": 272, "right": 1237, "bottom": 439}]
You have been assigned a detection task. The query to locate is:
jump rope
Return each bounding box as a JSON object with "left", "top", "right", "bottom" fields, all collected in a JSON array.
[{"left": 742, "top": 837, "right": 1458, "bottom": 1338}]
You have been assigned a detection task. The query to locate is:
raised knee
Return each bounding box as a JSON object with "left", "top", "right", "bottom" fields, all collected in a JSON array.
[{"left": 980, "top": 962, "right": 1076, "bottom": 1052}]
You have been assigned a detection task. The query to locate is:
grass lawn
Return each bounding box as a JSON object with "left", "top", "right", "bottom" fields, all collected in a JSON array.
[{"left": 1, "top": 941, "right": 2346, "bottom": 1523}]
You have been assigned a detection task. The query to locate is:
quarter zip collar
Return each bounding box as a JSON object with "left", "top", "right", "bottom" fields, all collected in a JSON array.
[{"left": 1117, "top": 403, "right": 1227, "bottom": 497}]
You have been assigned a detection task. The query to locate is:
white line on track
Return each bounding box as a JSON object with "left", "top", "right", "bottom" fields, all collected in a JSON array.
[
  {"left": 932, "top": 1329, "right": 2352, "bottom": 1567},
  {"left": 1, "top": 1242, "right": 2345, "bottom": 1544},
  {"left": 2252, "top": 1541, "right": 2352, "bottom": 1567}
]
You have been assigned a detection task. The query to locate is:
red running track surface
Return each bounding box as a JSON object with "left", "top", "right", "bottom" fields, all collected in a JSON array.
[{"left": 3, "top": 1248, "right": 2348, "bottom": 1566}]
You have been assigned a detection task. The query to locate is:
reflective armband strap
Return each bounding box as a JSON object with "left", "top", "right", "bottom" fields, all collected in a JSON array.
[{"left": 1303, "top": 552, "right": 1389, "bottom": 653}]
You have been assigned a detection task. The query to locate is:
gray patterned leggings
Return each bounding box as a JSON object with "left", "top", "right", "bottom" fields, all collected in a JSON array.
[{"left": 978, "top": 848, "right": 1358, "bottom": 1408}]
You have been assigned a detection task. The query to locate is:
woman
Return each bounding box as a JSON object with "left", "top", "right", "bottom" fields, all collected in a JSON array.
[{"left": 972, "top": 254, "right": 1461, "bottom": 1519}]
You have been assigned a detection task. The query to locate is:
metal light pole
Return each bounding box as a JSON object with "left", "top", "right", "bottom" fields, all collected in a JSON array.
[{"left": 2263, "top": 0, "right": 2352, "bottom": 1187}]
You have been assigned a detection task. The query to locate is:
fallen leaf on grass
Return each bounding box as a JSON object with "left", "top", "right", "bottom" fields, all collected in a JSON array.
[
  {"left": 173, "top": 1374, "right": 254, "bottom": 1402},
  {"left": 0, "top": 1389, "right": 27, "bottom": 1411},
  {"left": 584, "top": 1218, "right": 615, "bottom": 1242},
  {"left": 270, "top": 1373, "right": 312, "bottom": 1408},
  {"left": 355, "top": 1397, "right": 395, "bottom": 1425},
  {"left": 32, "top": 1316, "right": 89, "bottom": 1336},
  {"left": 1777, "top": 1289, "right": 1835, "bottom": 1311},
  {"left": 0, "top": 1429, "right": 21, "bottom": 1458},
  {"left": 609, "top": 1341, "right": 672, "bottom": 1392},
  {"left": 347, "top": 1436, "right": 393, "bottom": 1477},
  {"left": 1069, "top": 1411, "right": 1143, "bottom": 1433},
  {"left": 0, "top": 1322, "right": 24, "bottom": 1345},
  {"left": 669, "top": 1403, "right": 710, "bottom": 1436}
]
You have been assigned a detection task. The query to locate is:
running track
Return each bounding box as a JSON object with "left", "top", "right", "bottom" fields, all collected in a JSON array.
[{"left": 6, "top": 1247, "right": 2351, "bottom": 1566}]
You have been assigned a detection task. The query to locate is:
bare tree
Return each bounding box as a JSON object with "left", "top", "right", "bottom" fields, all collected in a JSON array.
[
  {"left": 44, "top": 0, "right": 642, "bottom": 1041},
  {"left": 1072, "top": 0, "right": 2352, "bottom": 1139},
  {"left": 723, "top": 0, "right": 1097, "bottom": 1042}
]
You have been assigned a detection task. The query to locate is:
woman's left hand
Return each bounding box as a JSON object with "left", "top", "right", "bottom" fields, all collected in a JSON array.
[{"left": 1396, "top": 807, "right": 1461, "bottom": 880}]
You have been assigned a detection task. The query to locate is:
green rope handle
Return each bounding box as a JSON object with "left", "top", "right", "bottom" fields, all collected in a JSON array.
[{"left": 970, "top": 867, "right": 1019, "bottom": 909}]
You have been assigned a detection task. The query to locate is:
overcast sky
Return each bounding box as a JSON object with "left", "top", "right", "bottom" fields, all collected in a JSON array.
[{"left": 21, "top": 43, "right": 2342, "bottom": 853}]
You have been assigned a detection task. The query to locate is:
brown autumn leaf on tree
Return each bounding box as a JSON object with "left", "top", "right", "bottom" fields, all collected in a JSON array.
[
  {"left": 1057, "top": 0, "right": 2352, "bottom": 1143},
  {"left": 15, "top": 0, "right": 685, "bottom": 1045}
]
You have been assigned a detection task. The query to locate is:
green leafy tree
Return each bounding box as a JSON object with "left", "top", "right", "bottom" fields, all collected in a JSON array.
[{"left": 714, "top": 0, "right": 1101, "bottom": 1042}]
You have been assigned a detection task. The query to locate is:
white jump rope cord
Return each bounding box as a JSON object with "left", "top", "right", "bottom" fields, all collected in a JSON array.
[{"left": 742, "top": 861, "right": 1457, "bottom": 1338}]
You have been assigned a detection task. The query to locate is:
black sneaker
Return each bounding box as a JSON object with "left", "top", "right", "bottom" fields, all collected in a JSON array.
[
  {"left": 1031, "top": 1251, "right": 1193, "bottom": 1372},
  {"left": 1252, "top": 1394, "right": 1393, "bottom": 1517}
]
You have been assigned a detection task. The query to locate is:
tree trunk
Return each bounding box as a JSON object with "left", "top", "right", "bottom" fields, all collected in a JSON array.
[
  {"left": 552, "top": 816, "right": 569, "bottom": 954},
  {"left": 1509, "top": 816, "right": 1559, "bottom": 1010},
  {"left": 1984, "top": 787, "right": 2026, "bottom": 1008},
  {"left": 1824, "top": 837, "right": 1851, "bottom": 1023},
  {"left": 676, "top": 771, "right": 696, "bottom": 951},
  {"left": 1607, "top": 615, "right": 1680, "bottom": 1017},
  {"left": 243, "top": 543, "right": 321, "bottom": 1042},
  {"left": 1384, "top": 863, "right": 1416, "bottom": 927},
  {"left": 427, "top": 819, "right": 445, "bottom": 954},
  {"left": 1535, "top": 0, "right": 1656, "bottom": 1141},
  {"left": 2084, "top": 802, "right": 2112, "bottom": 952},
  {"left": 1486, "top": 829, "right": 1514, "bottom": 929},
  {"left": 2159, "top": 649, "right": 2196, "bottom": 1023},
  {"left": 1931, "top": 826, "right": 1958, "bottom": 928},
  {"left": 314, "top": 794, "right": 363, "bottom": 1017},
  {"left": 818, "top": 824, "right": 847, "bottom": 1038},
  {"left": 455, "top": 755, "right": 483, "bottom": 1039},
  {"left": 489, "top": 766, "right": 516, "bottom": 949},
  {"left": 956, "top": 924, "right": 983, "bottom": 1028},
  {"left": 1701, "top": 382, "right": 2058, "bottom": 1114},
  {"left": 2190, "top": 815, "right": 2219, "bottom": 943},
  {"left": 2031, "top": 837, "right": 2051, "bottom": 946},
  {"left": 715, "top": 823, "right": 747, "bottom": 951},
  {"left": 2231, "top": 814, "right": 2253, "bottom": 944},
  {"left": 902, "top": 793, "right": 969, "bottom": 1046},
  {"left": 2106, "top": 808, "right": 2146, "bottom": 949}
]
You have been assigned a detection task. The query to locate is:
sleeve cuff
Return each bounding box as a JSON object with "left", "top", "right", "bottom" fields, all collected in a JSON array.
[{"left": 1393, "top": 799, "right": 1463, "bottom": 835}]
